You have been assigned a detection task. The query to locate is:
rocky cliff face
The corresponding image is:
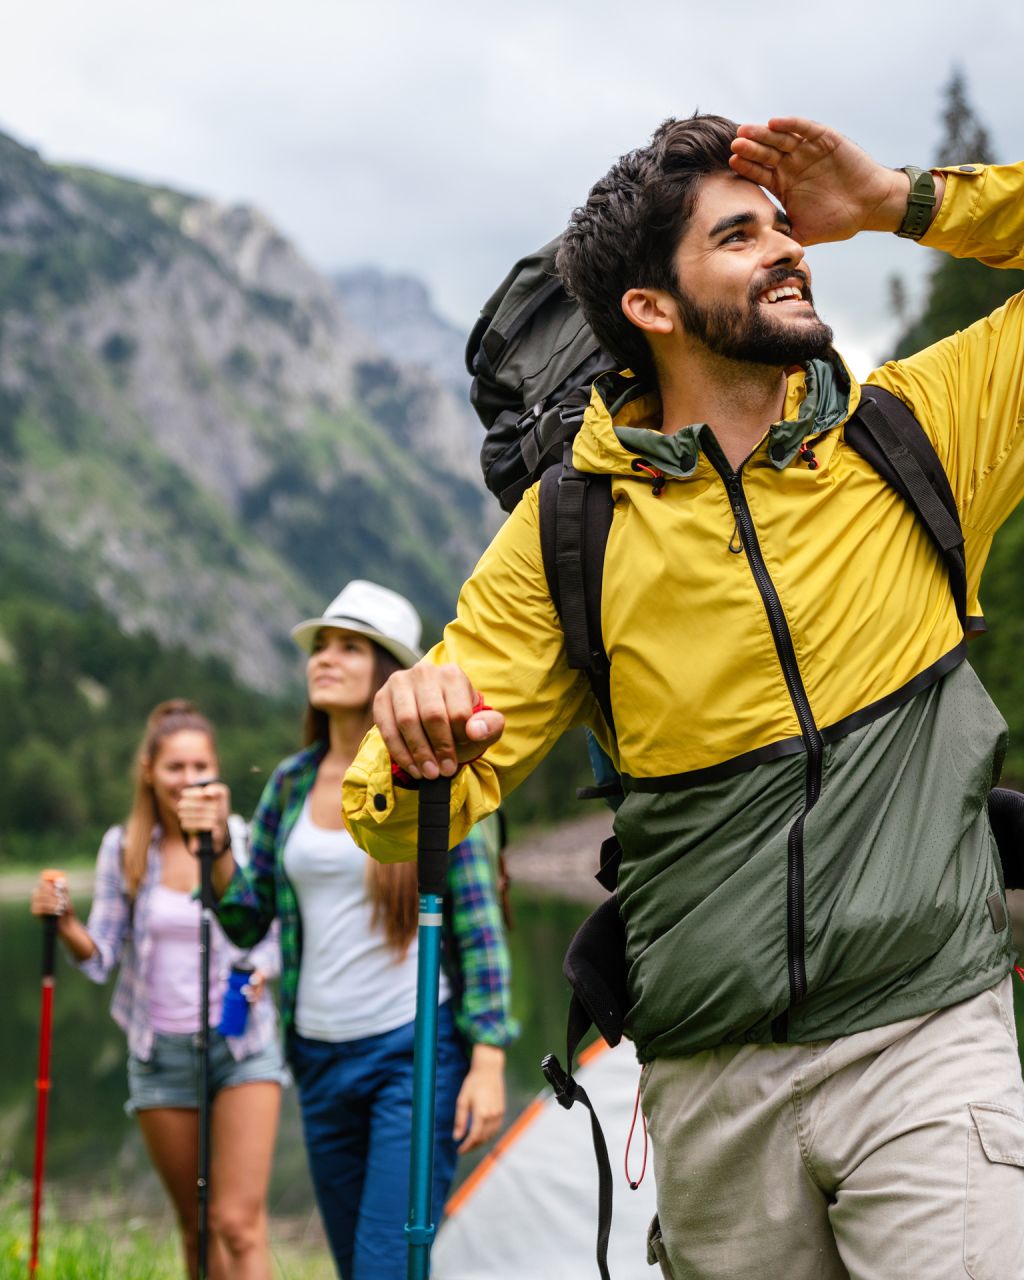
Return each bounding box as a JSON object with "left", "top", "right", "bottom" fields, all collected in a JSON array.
[
  {"left": 0, "top": 130, "right": 492, "bottom": 690},
  {"left": 333, "top": 266, "right": 471, "bottom": 393}
]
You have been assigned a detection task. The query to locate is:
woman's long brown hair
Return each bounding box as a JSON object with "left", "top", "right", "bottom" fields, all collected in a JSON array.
[
  {"left": 303, "top": 645, "right": 420, "bottom": 954},
  {"left": 123, "top": 699, "right": 217, "bottom": 900}
]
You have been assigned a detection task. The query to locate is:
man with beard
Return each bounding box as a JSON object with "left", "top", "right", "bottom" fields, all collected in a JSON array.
[{"left": 344, "top": 115, "right": 1024, "bottom": 1278}]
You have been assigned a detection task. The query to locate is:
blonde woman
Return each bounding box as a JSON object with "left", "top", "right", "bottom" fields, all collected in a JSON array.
[
  {"left": 183, "top": 581, "right": 517, "bottom": 1280},
  {"left": 30, "top": 699, "right": 286, "bottom": 1280}
]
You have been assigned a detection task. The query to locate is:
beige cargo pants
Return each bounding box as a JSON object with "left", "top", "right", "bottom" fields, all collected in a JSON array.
[{"left": 640, "top": 977, "right": 1024, "bottom": 1279}]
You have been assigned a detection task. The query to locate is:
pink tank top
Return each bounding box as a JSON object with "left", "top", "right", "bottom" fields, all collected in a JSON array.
[{"left": 147, "top": 884, "right": 226, "bottom": 1034}]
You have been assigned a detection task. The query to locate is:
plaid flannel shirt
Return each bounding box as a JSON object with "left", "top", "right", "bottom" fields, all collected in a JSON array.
[{"left": 216, "top": 743, "right": 517, "bottom": 1048}]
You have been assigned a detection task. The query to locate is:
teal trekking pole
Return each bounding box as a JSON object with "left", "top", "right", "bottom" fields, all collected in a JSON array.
[{"left": 406, "top": 775, "right": 452, "bottom": 1280}]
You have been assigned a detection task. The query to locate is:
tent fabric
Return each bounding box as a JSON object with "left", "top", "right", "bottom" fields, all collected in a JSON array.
[{"left": 434, "top": 1040, "right": 658, "bottom": 1279}]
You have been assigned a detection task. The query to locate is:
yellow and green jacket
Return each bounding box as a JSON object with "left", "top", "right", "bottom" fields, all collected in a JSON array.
[{"left": 345, "top": 162, "right": 1024, "bottom": 1061}]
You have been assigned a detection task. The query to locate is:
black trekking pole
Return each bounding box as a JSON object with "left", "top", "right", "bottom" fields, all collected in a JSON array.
[
  {"left": 196, "top": 826, "right": 216, "bottom": 1280},
  {"left": 406, "top": 775, "right": 452, "bottom": 1280}
]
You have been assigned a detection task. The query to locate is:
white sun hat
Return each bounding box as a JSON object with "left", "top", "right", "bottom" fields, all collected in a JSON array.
[{"left": 290, "top": 580, "right": 423, "bottom": 669}]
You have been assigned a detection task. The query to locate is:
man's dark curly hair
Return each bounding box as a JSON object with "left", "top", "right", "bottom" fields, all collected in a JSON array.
[{"left": 556, "top": 113, "right": 738, "bottom": 379}]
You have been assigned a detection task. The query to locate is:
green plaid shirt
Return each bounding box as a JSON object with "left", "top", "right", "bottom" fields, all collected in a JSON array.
[{"left": 217, "top": 743, "right": 517, "bottom": 1049}]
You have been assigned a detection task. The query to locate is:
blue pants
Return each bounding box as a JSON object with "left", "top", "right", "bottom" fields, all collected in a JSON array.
[{"left": 291, "top": 1003, "right": 469, "bottom": 1280}]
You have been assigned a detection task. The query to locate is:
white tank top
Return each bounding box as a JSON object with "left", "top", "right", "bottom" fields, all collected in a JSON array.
[
  {"left": 147, "top": 884, "right": 227, "bottom": 1033},
  {"left": 283, "top": 796, "right": 449, "bottom": 1041}
]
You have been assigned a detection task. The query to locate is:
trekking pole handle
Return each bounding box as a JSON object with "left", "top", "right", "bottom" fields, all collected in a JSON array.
[
  {"left": 417, "top": 776, "right": 452, "bottom": 897},
  {"left": 40, "top": 870, "right": 66, "bottom": 979},
  {"left": 197, "top": 829, "right": 217, "bottom": 911}
]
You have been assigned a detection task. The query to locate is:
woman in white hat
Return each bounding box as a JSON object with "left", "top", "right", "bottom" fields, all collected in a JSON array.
[{"left": 183, "top": 580, "right": 516, "bottom": 1280}]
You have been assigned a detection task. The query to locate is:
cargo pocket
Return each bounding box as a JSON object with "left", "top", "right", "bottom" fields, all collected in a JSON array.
[
  {"left": 646, "top": 1214, "right": 675, "bottom": 1277},
  {"left": 965, "top": 1103, "right": 1024, "bottom": 1279}
]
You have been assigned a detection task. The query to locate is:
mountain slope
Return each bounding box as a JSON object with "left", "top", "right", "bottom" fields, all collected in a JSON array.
[
  {"left": 333, "top": 266, "right": 471, "bottom": 394},
  {"left": 0, "top": 130, "right": 490, "bottom": 690}
]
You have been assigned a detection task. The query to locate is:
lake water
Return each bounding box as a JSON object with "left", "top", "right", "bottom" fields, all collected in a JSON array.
[{"left": 0, "top": 887, "right": 592, "bottom": 1219}]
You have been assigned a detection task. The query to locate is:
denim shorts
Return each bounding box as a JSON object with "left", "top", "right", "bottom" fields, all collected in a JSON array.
[{"left": 126, "top": 1030, "right": 289, "bottom": 1115}]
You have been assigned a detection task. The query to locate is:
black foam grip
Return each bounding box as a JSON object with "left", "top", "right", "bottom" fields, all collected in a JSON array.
[
  {"left": 42, "top": 914, "right": 58, "bottom": 978},
  {"left": 197, "top": 830, "right": 218, "bottom": 909},
  {"left": 417, "top": 776, "right": 452, "bottom": 896}
]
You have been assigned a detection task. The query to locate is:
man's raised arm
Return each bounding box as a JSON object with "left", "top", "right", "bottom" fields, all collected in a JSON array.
[{"left": 729, "top": 116, "right": 946, "bottom": 246}]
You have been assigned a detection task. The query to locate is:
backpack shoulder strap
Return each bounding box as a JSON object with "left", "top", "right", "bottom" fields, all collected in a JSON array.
[
  {"left": 539, "top": 449, "right": 615, "bottom": 736},
  {"left": 845, "top": 385, "right": 968, "bottom": 630}
]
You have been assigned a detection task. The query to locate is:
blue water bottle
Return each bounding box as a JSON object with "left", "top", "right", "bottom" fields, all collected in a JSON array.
[{"left": 217, "top": 962, "right": 254, "bottom": 1036}]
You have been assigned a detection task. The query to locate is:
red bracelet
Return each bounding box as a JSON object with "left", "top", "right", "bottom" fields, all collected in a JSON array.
[
  {"left": 462, "top": 694, "right": 493, "bottom": 764},
  {"left": 391, "top": 761, "right": 419, "bottom": 790}
]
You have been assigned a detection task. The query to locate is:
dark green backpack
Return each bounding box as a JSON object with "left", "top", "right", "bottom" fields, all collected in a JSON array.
[{"left": 467, "top": 237, "right": 613, "bottom": 513}]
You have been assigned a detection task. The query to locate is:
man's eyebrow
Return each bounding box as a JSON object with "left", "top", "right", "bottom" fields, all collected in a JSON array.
[
  {"left": 708, "top": 211, "right": 755, "bottom": 239},
  {"left": 708, "top": 210, "right": 795, "bottom": 238}
]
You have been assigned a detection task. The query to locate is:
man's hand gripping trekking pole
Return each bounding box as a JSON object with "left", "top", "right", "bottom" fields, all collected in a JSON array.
[
  {"left": 374, "top": 663, "right": 505, "bottom": 782},
  {"left": 729, "top": 117, "right": 945, "bottom": 245}
]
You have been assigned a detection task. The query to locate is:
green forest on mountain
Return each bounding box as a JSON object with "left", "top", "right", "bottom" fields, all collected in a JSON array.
[
  {"left": 0, "top": 509, "right": 589, "bottom": 864},
  {"left": 1, "top": 72, "right": 1023, "bottom": 869}
]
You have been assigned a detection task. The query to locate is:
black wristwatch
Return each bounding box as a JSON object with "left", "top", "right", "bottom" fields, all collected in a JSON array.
[{"left": 896, "top": 166, "right": 937, "bottom": 240}]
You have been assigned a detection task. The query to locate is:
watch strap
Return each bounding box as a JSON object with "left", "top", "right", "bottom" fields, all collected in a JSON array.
[{"left": 896, "top": 165, "right": 936, "bottom": 240}]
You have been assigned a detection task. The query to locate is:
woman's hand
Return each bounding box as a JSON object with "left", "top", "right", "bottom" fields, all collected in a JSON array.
[
  {"left": 30, "top": 873, "right": 97, "bottom": 961},
  {"left": 177, "top": 781, "right": 232, "bottom": 856},
  {"left": 453, "top": 1043, "right": 506, "bottom": 1154},
  {"left": 244, "top": 970, "right": 267, "bottom": 1004},
  {"left": 30, "top": 874, "right": 70, "bottom": 921}
]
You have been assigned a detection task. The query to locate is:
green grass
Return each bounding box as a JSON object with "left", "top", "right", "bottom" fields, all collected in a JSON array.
[
  {"left": 0, "top": 1212, "right": 183, "bottom": 1279},
  {"left": 0, "top": 1181, "right": 336, "bottom": 1279}
]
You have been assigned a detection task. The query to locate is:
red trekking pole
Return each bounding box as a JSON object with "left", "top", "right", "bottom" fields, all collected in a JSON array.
[{"left": 29, "top": 869, "right": 66, "bottom": 1275}]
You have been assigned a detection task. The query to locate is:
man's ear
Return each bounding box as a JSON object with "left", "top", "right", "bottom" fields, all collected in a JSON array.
[{"left": 621, "top": 287, "right": 675, "bottom": 336}]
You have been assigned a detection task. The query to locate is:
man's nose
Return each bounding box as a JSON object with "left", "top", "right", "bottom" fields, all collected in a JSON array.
[{"left": 766, "top": 228, "right": 805, "bottom": 269}]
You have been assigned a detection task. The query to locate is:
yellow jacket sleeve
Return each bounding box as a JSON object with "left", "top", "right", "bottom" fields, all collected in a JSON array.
[
  {"left": 343, "top": 483, "right": 595, "bottom": 862},
  {"left": 867, "top": 162, "right": 1024, "bottom": 609}
]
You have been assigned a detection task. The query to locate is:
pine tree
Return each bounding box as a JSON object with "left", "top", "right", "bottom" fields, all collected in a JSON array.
[
  {"left": 937, "top": 67, "right": 995, "bottom": 166},
  {"left": 890, "top": 71, "right": 1024, "bottom": 360}
]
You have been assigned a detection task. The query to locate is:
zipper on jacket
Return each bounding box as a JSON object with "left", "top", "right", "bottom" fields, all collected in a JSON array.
[{"left": 710, "top": 451, "right": 824, "bottom": 1026}]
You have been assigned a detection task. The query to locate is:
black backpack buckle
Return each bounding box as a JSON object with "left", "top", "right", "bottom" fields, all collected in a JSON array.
[
  {"left": 514, "top": 404, "right": 542, "bottom": 437},
  {"left": 541, "top": 1053, "right": 579, "bottom": 1109}
]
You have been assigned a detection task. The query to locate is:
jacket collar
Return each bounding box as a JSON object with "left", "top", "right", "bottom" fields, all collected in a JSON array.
[{"left": 573, "top": 351, "right": 860, "bottom": 479}]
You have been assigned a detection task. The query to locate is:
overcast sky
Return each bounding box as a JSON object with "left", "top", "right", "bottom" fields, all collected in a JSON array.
[{"left": 3, "top": 0, "right": 1023, "bottom": 380}]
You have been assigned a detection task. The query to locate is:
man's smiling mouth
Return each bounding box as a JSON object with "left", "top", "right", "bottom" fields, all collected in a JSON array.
[{"left": 760, "top": 284, "right": 805, "bottom": 304}]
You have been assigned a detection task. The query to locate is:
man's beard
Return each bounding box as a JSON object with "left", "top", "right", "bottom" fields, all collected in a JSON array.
[{"left": 673, "top": 272, "right": 834, "bottom": 366}]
